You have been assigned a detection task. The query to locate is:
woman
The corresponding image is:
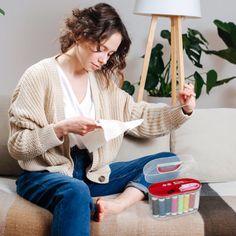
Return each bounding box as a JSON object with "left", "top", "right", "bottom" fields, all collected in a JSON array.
[{"left": 8, "top": 3, "right": 196, "bottom": 236}]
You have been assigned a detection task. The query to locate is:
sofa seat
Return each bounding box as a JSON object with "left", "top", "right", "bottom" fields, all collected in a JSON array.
[{"left": 0, "top": 177, "right": 207, "bottom": 236}]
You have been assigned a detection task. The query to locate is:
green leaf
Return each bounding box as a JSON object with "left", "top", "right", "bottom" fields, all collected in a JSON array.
[
  {"left": 187, "top": 28, "right": 208, "bottom": 45},
  {"left": 161, "top": 30, "right": 171, "bottom": 44},
  {"left": 148, "top": 43, "right": 165, "bottom": 75},
  {"left": 214, "top": 19, "right": 236, "bottom": 48},
  {"left": 206, "top": 70, "right": 217, "bottom": 94},
  {"left": 183, "top": 28, "right": 208, "bottom": 68},
  {"left": 206, "top": 69, "right": 236, "bottom": 94},
  {"left": 149, "top": 89, "right": 159, "bottom": 96},
  {"left": 193, "top": 72, "right": 205, "bottom": 98},
  {"left": 215, "top": 76, "right": 236, "bottom": 87},
  {"left": 121, "top": 81, "right": 135, "bottom": 96},
  {"left": 158, "top": 79, "right": 171, "bottom": 97},
  {"left": 145, "top": 72, "right": 160, "bottom": 90},
  {"left": 0, "top": 8, "right": 5, "bottom": 16},
  {"left": 204, "top": 20, "right": 236, "bottom": 64},
  {"left": 204, "top": 48, "right": 236, "bottom": 64}
]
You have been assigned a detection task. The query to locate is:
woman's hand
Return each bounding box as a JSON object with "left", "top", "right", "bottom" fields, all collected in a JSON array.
[
  {"left": 178, "top": 83, "right": 196, "bottom": 115},
  {"left": 53, "top": 116, "right": 101, "bottom": 139}
]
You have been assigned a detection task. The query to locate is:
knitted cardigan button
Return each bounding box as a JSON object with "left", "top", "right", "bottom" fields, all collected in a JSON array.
[{"left": 98, "top": 176, "right": 105, "bottom": 182}]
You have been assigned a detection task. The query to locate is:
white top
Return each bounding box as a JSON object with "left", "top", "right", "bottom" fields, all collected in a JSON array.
[{"left": 56, "top": 62, "right": 95, "bottom": 149}]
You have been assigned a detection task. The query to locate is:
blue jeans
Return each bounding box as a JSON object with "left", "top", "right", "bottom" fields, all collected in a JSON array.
[{"left": 16, "top": 146, "right": 175, "bottom": 236}]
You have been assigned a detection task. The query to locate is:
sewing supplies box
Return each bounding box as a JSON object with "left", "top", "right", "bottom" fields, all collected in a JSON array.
[
  {"left": 148, "top": 178, "right": 201, "bottom": 218},
  {"left": 143, "top": 155, "right": 201, "bottom": 218}
]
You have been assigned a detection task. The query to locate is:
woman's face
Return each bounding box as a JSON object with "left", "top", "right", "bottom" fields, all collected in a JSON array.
[{"left": 76, "top": 32, "right": 122, "bottom": 71}]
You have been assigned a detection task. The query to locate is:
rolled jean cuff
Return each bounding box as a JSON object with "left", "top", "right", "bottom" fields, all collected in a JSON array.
[{"left": 126, "top": 181, "right": 149, "bottom": 198}]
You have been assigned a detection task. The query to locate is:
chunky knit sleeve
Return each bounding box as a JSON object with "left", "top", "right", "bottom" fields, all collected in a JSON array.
[
  {"left": 118, "top": 88, "right": 190, "bottom": 138},
  {"left": 8, "top": 64, "right": 63, "bottom": 161}
]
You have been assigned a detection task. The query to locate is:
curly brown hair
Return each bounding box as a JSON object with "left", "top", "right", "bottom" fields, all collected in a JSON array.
[{"left": 59, "top": 3, "right": 131, "bottom": 84}]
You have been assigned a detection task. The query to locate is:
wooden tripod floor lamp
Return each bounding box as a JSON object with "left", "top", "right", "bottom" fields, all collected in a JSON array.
[{"left": 134, "top": 0, "right": 201, "bottom": 105}]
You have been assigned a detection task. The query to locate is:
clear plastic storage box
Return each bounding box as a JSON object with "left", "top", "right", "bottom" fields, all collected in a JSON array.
[
  {"left": 143, "top": 154, "right": 195, "bottom": 184},
  {"left": 143, "top": 155, "right": 181, "bottom": 183}
]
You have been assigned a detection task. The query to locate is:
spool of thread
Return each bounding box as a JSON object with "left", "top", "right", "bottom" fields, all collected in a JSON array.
[
  {"left": 178, "top": 195, "right": 184, "bottom": 214},
  {"left": 171, "top": 196, "right": 178, "bottom": 215},
  {"left": 189, "top": 192, "right": 196, "bottom": 211},
  {"left": 183, "top": 194, "right": 190, "bottom": 212},
  {"left": 159, "top": 198, "right": 166, "bottom": 217},
  {"left": 165, "top": 197, "right": 171, "bottom": 215},
  {"left": 151, "top": 197, "right": 159, "bottom": 217},
  {"left": 194, "top": 190, "right": 200, "bottom": 209}
]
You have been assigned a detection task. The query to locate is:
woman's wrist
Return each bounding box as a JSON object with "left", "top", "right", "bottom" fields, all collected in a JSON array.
[{"left": 53, "top": 121, "right": 68, "bottom": 139}]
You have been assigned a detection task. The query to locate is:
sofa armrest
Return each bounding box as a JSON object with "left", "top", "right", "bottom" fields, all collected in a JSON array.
[{"left": 174, "top": 108, "right": 236, "bottom": 183}]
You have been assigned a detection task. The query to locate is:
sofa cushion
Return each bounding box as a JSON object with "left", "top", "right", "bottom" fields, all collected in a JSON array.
[
  {"left": 116, "top": 102, "right": 171, "bottom": 162},
  {"left": 174, "top": 108, "right": 236, "bottom": 182},
  {"left": 116, "top": 134, "right": 170, "bottom": 162},
  {"left": 0, "top": 96, "right": 22, "bottom": 176}
]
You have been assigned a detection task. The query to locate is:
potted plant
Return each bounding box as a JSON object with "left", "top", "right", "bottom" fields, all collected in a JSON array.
[{"left": 122, "top": 19, "right": 236, "bottom": 99}]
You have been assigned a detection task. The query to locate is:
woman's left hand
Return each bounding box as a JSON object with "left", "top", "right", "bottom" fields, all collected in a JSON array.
[{"left": 178, "top": 83, "right": 196, "bottom": 115}]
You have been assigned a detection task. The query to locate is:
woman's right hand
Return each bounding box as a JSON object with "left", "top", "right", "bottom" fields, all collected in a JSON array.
[{"left": 53, "top": 116, "right": 101, "bottom": 139}]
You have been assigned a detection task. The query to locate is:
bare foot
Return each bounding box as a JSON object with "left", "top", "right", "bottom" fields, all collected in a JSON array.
[{"left": 93, "top": 198, "right": 124, "bottom": 222}]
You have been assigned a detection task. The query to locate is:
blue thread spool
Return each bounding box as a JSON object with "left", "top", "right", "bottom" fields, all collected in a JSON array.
[
  {"left": 158, "top": 198, "right": 166, "bottom": 217},
  {"left": 165, "top": 197, "right": 171, "bottom": 215},
  {"left": 151, "top": 197, "right": 159, "bottom": 217}
]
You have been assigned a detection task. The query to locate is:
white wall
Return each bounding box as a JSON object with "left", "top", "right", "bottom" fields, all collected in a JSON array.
[{"left": 0, "top": 0, "right": 236, "bottom": 108}]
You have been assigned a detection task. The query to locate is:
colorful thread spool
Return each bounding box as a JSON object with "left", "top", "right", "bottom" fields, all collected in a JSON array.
[
  {"left": 171, "top": 196, "right": 178, "bottom": 215},
  {"left": 184, "top": 194, "right": 190, "bottom": 212},
  {"left": 189, "top": 192, "right": 195, "bottom": 211},
  {"left": 151, "top": 197, "right": 159, "bottom": 217}
]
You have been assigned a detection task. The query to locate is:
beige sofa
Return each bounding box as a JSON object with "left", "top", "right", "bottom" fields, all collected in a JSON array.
[{"left": 1, "top": 95, "right": 236, "bottom": 236}]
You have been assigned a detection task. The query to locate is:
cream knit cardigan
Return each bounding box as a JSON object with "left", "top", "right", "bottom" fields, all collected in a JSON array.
[{"left": 8, "top": 57, "right": 189, "bottom": 183}]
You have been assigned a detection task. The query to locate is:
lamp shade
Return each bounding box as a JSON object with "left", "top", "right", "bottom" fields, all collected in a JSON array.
[{"left": 134, "top": 0, "right": 201, "bottom": 18}]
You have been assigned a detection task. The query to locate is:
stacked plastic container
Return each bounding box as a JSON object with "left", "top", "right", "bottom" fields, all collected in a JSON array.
[{"left": 143, "top": 155, "right": 201, "bottom": 218}]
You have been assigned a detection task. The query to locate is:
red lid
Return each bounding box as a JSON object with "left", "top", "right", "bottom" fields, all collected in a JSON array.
[{"left": 148, "top": 178, "right": 201, "bottom": 197}]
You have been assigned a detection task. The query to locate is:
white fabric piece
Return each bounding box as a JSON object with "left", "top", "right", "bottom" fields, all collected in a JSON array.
[{"left": 80, "top": 119, "right": 143, "bottom": 152}]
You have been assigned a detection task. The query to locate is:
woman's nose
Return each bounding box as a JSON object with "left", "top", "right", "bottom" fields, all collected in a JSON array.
[{"left": 98, "top": 52, "right": 108, "bottom": 65}]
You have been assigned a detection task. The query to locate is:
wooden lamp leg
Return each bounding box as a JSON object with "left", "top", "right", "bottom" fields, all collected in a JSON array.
[
  {"left": 137, "top": 15, "right": 158, "bottom": 102},
  {"left": 176, "top": 16, "right": 185, "bottom": 91},
  {"left": 170, "top": 16, "right": 185, "bottom": 105},
  {"left": 171, "top": 17, "right": 177, "bottom": 106}
]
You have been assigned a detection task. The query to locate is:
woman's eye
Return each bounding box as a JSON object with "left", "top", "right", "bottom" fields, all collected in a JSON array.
[
  {"left": 88, "top": 44, "right": 100, "bottom": 52},
  {"left": 91, "top": 48, "right": 100, "bottom": 52},
  {"left": 93, "top": 48, "right": 102, "bottom": 53},
  {"left": 108, "top": 52, "right": 114, "bottom": 57}
]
